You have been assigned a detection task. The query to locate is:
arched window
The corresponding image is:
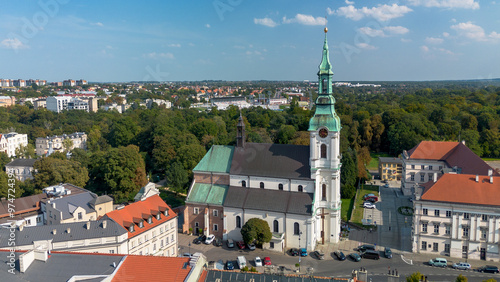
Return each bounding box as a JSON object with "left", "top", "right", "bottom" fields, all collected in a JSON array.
[
  {"left": 322, "top": 78, "right": 327, "bottom": 93},
  {"left": 278, "top": 183, "right": 283, "bottom": 190},
  {"left": 260, "top": 182, "right": 264, "bottom": 189},
  {"left": 321, "top": 144, "right": 327, "bottom": 159},
  {"left": 298, "top": 185, "right": 303, "bottom": 192},
  {"left": 273, "top": 220, "right": 279, "bottom": 233},
  {"left": 294, "top": 222, "right": 300, "bottom": 235},
  {"left": 236, "top": 216, "right": 241, "bottom": 228},
  {"left": 322, "top": 184, "right": 327, "bottom": 201},
  {"left": 242, "top": 180, "right": 246, "bottom": 187}
]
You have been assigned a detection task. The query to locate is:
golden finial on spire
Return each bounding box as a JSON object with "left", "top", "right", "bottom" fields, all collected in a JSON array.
[{"left": 324, "top": 27, "right": 328, "bottom": 33}]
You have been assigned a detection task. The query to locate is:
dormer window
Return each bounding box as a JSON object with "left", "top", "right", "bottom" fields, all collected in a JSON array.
[
  {"left": 156, "top": 213, "right": 161, "bottom": 220},
  {"left": 129, "top": 225, "right": 135, "bottom": 232},
  {"left": 164, "top": 210, "right": 168, "bottom": 216},
  {"left": 138, "top": 221, "right": 144, "bottom": 228},
  {"left": 148, "top": 216, "right": 153, "bottom": 224}
]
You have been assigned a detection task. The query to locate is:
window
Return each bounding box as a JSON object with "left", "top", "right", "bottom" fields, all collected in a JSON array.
[
  {"left": 138, "top": 221, "right": 143, "bottom": 228},
  {"left": 420, "top": 173, "right": 425, "bottom": 182},
  {"left": 429, "top": 165, "right": 433, "bottom": 170},
  {"left": 78, "top": 212, "right": 82, "bottom": 220},
  {"left": 298, "top": 185, "right": 303, "bottom": 192},
  {"left": 145, "top": 234, "right": 148, "bottom": 241},
  {"left": 322, "top": 184, "right": 327, "bottom": 201},
  {"left": 242, "top": 180, "right": 246, "bottom": 187},
  {"left": 153, "top": 244, "right": 156, "bottom": 251},
  {"left": 434, "top": 224, "right": 439, "bottom": 234},
  {"left": 321, "top": 144, "right": 327, "bottom": 158},
  {"left": 160, "top": 227, "right": 163, "bottom": 234},
  {"left": 463, "top": 213, "right": 470, "bottom": 219},
  {"left": 410, "top": 174, "right": 415, "bottom": 181},
  {"left": 446, "top": 211, "right": 452, "bottom": 217},
  {"left": 260, "top": 182, "right": 264, "bottom": 189},
  {"left": 278, "top": 183, "right": 283, "bottom": 190},
  {"left": 156, "top": 213, "right": 161, "bottom": 220},
  {"left": 463, "top": 227, "right": 469, "bottom": 237},
  {"left": 236, "top": 216, "right": 241, "bottom": 228},
  {"left": 213, "top": 224, "right": 218, "bottom": 231},
  {"left": 194, "top": 222, "right": 199, "bottom": 227},
  {"left": 273, "top": 220, "right": 279, "bottom": 233},
  {"left": 421, "top": 165, "right": 425, "bottom": 170},
  {"left": 422, "top": 223, "right": 428, "bottom": 233},
  {"left": 411, "top": 165, "right": 415, "bottom": 169},
  {"left": 171, "top": 234, "right": 174, "bottom": 242},
  {"left": 482, "top": 214, "right": 488, "bottom": 221},
  {"left": 270, "top": 242, "right": 275, "bottom": 249},
  {"left": 193, "top": 207, "right": 199, "bottom": 214},
  {"left": 148, "top": 216, "right": 152, "bottom": 224},
  {"left": 481, "top": 229, "right": 487, "bottom": 240},
  {"left": 445, "top": 225, "right": 451, "bottom": 235},
  {"left": 36, "top": 217, "right": 41, "bottom": 223},
  {"left": 294, "top": 222, "right": 300, "bottom": 235},
  {"left": 423, "top": 208, "right": 428, "bottom": 215},
  {"left": 139, "top": 238, "right": 142, "bottom": 245},
  {"left": 433, "top": 243, "right": 438, "bottom": 251},
  {"left": 462, "top": 246, "right": 468, "bottom": 257},
  {"left": 428, "top": 173, "right": 433, "bottom": 181},
  {"left": 160, "top": 239, "right": 164, "bottom": 247},
  {"left": 434, "top": 210, "right": 440, "bottom": 217},
  {"left": 164, "top": 209, "right": 168, "bottom": 216},
  {"left": 444, "top": 244, "right": 450, "bottom": 253},
  {"left": 421, "top": 241, "right": 427, "bottom": 250},
  {"left": 129, "top": 225, "right": 135, "bottom": 232},
  {"left": 166, "top": 237, "right": 169, "bottom": 244}
]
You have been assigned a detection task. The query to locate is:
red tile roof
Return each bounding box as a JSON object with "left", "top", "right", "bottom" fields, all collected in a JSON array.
[
  {"left": 105, "top": 195, "right": 177, "bottom": 239},
  {"left": 407, "top": 141, "right": 459, "bottom": 160},
  {"left": 421, "top": 174, "right": 500, "bottom": 206},
  {"left": 112, "top": 256, "right": 191, "bottom": 282}
]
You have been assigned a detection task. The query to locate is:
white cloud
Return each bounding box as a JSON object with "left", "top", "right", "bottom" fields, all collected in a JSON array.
[
  {"left": 436, "top": 47, "right": 455, "bottom": 55},
  {"left": 443, "top": 32, "right": 450, "bottom": 37},
  {"left": 451, "top": 21, "right": 500, "bottom": 41},
  {"left": 168, "top": 43, "right": 181, "bottom": 48},
  {"left": 331, "top": 4, "right": 412, "bottom": 22},
  {"left": 345, "top": 0, "right": 355, "bottom": 4},
  {"left": 205, "top": 24, "right": 210, "bottom": 28},
  {"left": 282, "top": 14, "right": 327, "bottom": 26},
  {"left": 356, "top": 43, "right": 378, "bottom": 50},
  {"left": 401, "top": 38, "right": 412, "bottom": 42},
  {"left": 421, "top": 45, "right": 430, "bottom": 52},
  {"left": 1, "top": 38, "right": 28, "bottom": 50},
  {"left": 408, "top": 0, "right": 479, "bottom": 9},
  {"left": 425, "top": 37, "right": 444, "bottom": 44},
  {"left": 94, "top": 22, "right": 104, "bottom": 27},
  {"left": 358, "top": 26, "right": 409, "bottom": 37},
  {"left": 143, "top": 52, "right": 174, "bottom": 59},
  {"left": 254, "top": 17, "right": 278, "bottom": 27}
]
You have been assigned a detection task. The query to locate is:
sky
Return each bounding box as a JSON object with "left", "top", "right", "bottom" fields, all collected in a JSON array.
[{"left": 0, "top": 0, "right": 499, "bottom": 82}]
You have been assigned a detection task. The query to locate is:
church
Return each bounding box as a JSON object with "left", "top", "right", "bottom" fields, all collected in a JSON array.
[{"left": 183, "top": 28, "right": 342, "bottom": 252}]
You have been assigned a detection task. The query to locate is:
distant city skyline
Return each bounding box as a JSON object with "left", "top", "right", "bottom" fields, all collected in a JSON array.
[{"left": 0, "top": 0, "right": 499, "bottom": 82}]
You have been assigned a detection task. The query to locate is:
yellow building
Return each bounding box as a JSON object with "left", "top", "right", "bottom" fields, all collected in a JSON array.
[{"left": 378, "top": 157, "right": 403, "bottom": 181}]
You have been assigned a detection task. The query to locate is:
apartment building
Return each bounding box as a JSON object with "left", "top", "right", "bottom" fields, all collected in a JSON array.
[
  {"left": 5, "top": 158, "right": 37, "bottom": 181},
  {"left": 378, "top": 157, "right": 403, "bottom": 181},
  {"left": 35, "top": 132, "right": 87, "bottom": 156},
  {"left": 0, "top": 96, "right": 15, "bottom": 107},
  {"left": 0, "top": 132, "right": 28, "bottom": 157}
]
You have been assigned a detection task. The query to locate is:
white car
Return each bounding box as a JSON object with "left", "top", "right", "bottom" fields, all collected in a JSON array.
[
  {"left": 452, "top": 262, "right": 471, "bottom": 270},
  {"left": 255, "top": 256, "right": 263, "bottom": 267},
  {"left": 363, "top": 202, "right": 375, "bottom": 209},
  {"left": 204, "top": 234, "right": 215, "bottom": 245}
]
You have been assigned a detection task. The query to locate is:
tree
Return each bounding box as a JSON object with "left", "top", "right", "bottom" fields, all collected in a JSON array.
[
  {"left": 456, "top": 274, "right": 467, "bottom": 282},
  {"left": 240, "top": 218, "right": 272, "bottom": 246},
  {"left": 0, "top": 171, "right": 24, "bottom": 198},
  {"left": 406, "top": 272, "right": 423, "bottom": 282},
  {"left": 340, "top": 148, "right": 358, "bottom": 199},
  {"left": 0, "top": 152, "right": 10, "bottom": 171},
  {"left": 275, "top": 124, "right": 296, "bottom": 144},
  {"left": 33, "top": 157, "right": 89, "bottom": 189},
  {"left": 15, "top": 144, "right": 36, "bottom": 159},
  {"left": 63, "top": 138, "right": 74, "bottom": 153},
  {"left": 165, "top": 161, "right": 188, "bottom": 195}
]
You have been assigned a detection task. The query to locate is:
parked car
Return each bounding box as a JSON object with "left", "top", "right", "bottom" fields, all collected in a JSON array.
[
  {"left": 300, "top": 248, "right": 308, "bottom": 257},
  {"left": 213, "top": 238, "right": 223, "bottom": 247},
  {"left": 226, "top": 239, "right": 235, "bottom": 248},
  {"left": 365, "top": 196, "right": 378, "bottom": 203},
  {"left": 333, "top": 251, "right": 346, "bottom": 261},
  {"left": 428, "top": 258, "right": 448, "bottom": 267},
  {"left": 264, "top": 256, "right": 272, "bottom": 266},
  {"left": 349, "top": 253, "right": 361, "bottom": 262},
  {"left": 193, "top": 235, "right": 206, "bottom": 244},
  {"left": 254, "top": 256, "right": 263, "bottom": 267},
  {"left": 360, "top": 250, "right": 380, "bottom": 260},
  {"left": 289, "top": 248, "right": 299, "bottom": 256},
  {"left": 225, "top": 260, "right": 234, "bottom": 270},
  {"left": 237, "top": 256, "right": 247, "bottom": 269},
  {"left": 384, "top": 247, "right": 392, "bottom": 259},
  {"left": 313, "top": 250, "right": 325, "bottom": 260},
  {"left": 452, "top": 262, "right": 471, "bottom": 270},
  {"left": 237, "top": 241, "right": 245, "bottom": 249},
  {"left": 363, "top": 202, "right": 375, "bottom": 209},
  {"left": 204, "top": 234, "right": 215, "bottom": 245},
  {"left": 477, "top": 265, "right": 499, "bottom": 273},
  {"left": 357, "top": 244, "right": 375, "bottom": 252},
  {"left": 363, "top": 193, "right": 375, "bottom": 200},
  {"left": 247, "top": 242, "right": 256, "bottom": 250},
  {"left": 182, "top": 253, "right": 193, "bottom": 258}
]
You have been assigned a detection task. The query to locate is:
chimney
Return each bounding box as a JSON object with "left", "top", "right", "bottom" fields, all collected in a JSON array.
[
  {"left": 490, "top": 176, "right": 494, "bottom": 184},
  {"left": 52, "top": 229, "right": 57, "bottom": 235},
  {"left": 475, "top": 175, "right": 479, "bottom": 182},
  {"left": 461, "top": 140, "right": 466, "bottom": 145},
  {"left": 433, "top": 172, "right": 438, "bottom": 183},
  {"left": 19, "top": 225, "right": 24, "bottom": 232},
  {"left": 488, "top": 169, "right": 493, "bottom": 176},
  {"left": 66, "top": 227, "right": 71, "bottom": 234},
  {"left": 86, "top": 221, "right": 91, "bottom": 230},
  {"left": 102, "top": 220, "right": 107, "bottom": 229}
]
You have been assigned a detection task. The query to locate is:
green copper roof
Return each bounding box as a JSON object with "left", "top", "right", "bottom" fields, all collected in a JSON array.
[
  {"left": 186, "top": 183, "right": 228, "bottom": 206},
  {"left": 193, "top": 145, "right": 234, "bottom": 173},
  {"left": 318, "top": 32, "right": 333, "bottom": 76}
]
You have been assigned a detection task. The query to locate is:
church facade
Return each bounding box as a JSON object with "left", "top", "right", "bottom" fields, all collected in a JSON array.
[{"left": 183, "top": 28, "right": 342, "bottom": 252}]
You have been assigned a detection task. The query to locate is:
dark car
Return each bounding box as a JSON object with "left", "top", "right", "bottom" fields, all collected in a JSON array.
[
  {"left": 289, "top": 248, "right": 299, "bottom": 256},
  {"left": 225, "top": 260, "right": 234, "bottom": 270},
  {"left": 366, "top": 196, "right": 378, "bottom": 203},
  {"left": 213, "top": 238, "right": 223, "bottom": 247},
  {"left": 237, "top": 241, "right": 245, "bottom": 249},
  {"left": 357, "top": 244, "right": 375, "bottom": 252},
  {"left": 360, "top": 250, "right": 380, "bottom": 260},
  {"left": 349, "top": 253, "right": 361, "bottom": 262},
  {"left": 313, "top": 250, "right": 325, "bottom": 260},
  {"left": 384, "top": 247, "right": 392, "bottom": 259},
  {"left": 477, "top": 265, "right": 499, "bottom": 273},
  {"left": 193, "top": 235, "right": 206, "bottom": 244},
  {"left": 333, "top": 251, "right": 346, "bottom": 261}
]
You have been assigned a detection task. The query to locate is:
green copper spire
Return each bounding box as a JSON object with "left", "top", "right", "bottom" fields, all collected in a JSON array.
[{"left": 308, "top": 27, "right": 341, "bottom": 132}]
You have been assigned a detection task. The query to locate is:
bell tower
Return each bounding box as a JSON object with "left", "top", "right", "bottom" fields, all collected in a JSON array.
[{"left": 308, "top": 27, "right": 342, "bottom": 245}]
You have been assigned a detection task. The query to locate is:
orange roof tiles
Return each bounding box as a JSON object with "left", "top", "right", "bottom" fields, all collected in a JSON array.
[
  {"left": 112, "top": 256, "right": 191, "bottom": 282},
  {"left": 105, "top": 195, "right": 177, "bottom": 239},
  {"left": 421, "top": 174, "right": 500, "bottom": 206},
  {"left": 407, "top": 141, "right": 459, "bottom": 160}
]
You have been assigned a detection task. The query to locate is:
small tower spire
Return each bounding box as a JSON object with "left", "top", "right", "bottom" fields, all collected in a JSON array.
[{"left": 236, "top": 112, "right": 245, "bottom": 148}]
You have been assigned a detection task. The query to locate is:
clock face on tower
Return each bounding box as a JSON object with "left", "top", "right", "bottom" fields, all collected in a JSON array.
[{"left": 319, "top": 128, "right": 328, "bottom": 138}]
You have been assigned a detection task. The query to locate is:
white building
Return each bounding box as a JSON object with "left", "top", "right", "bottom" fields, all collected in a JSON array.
[
  {"left": 0, "top": 132, "right": 28, "bottom": 157},
  {"left": 35, "top": 132, "right": 87, "bottom": 156}
]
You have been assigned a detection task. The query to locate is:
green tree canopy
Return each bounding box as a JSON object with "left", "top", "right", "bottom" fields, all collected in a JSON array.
[
  {"left": 406, "top": 272, "right": 423, "bottom": 282},
  {"left": 33, "top": 157, "right": 89, "bottom": 189},
  {"left": 241, "top": 218, "right": 272, "bottom": 246}
]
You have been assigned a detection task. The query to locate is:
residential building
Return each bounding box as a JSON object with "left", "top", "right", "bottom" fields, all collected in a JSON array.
[
  {"left": 46, "top": 96, "right": 71, "bottom": 113},
  {"left": 183, "top": 28, "right": 342, "bottom": 252},
  {"left": 105, "top": 195, "right": 178, "bottom": 257},
  {"left": 378, "top": 157, "right": 403, "bottom": 181},
  {"left": 0, "top": 132, "right": 28, "bottom": 157},
  {"left": 401, "top": 141, "right": 498, "bottom": 196},
  {"left": 33, "top": 98, "right": 46, "bottom": 109},
  {"left": 146, "top": 98, "right": 172, "bottom": 109},
  {"left": 0, "top": 96, "right": 15, "bottom": 107},
  {"left": 67, "top": 98, "right": 89, "bottom": 111},
  {"left": 413, "top": 173, "right": 500, "bottom": 262},
  {"left": 35, "top": 132, "right": 87, "bottom": 156},
  {"left": 134, "top": 182, "right": 160, "bottom": 202},
  {"left": 63, "top": 79, "right": 76, "bottom": 87},
  {"left": 5, "top": 158, "right": 37, "bottom": 181}
]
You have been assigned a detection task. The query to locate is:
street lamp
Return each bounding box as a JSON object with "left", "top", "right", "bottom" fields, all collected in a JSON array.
[{"left": 298, "top": 231, "right": 303, "bottom": 272}]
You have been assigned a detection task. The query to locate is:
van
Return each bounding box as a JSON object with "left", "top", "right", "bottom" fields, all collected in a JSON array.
[
  {"left": 226, "top": 239, "right": 234, "bottom": 248},
  {"left": 237, "top": 256, "right": 247, "bottom": 269},
  {"left": 361, "top": 250, "right": 380, "bottom": 260},
  {"left": 429, "top": 257, "right": 447, "bottom": 267}
]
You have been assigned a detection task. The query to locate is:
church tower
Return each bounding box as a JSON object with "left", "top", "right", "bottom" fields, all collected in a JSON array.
[{"left": 308, "top": 27, "right": 342, "bottom": 245}]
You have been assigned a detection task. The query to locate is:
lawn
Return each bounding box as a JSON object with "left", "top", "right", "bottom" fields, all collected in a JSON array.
[
  {"left": 350, "top": 184, "right": 379, "bottom": 225},
  {"left": 367, "top": 152, "right": 391, "bottom": 170},
  {"left": 482, "top": 158, "right": 500, "bottom": 161},
  {"left": 341, "top": 198, "right": 354, "bottom": 222}
]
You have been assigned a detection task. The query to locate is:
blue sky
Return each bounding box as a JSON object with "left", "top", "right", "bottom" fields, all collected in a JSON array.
[{"left": 0, "top": 0, "right": 499, "bottom": 82}]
